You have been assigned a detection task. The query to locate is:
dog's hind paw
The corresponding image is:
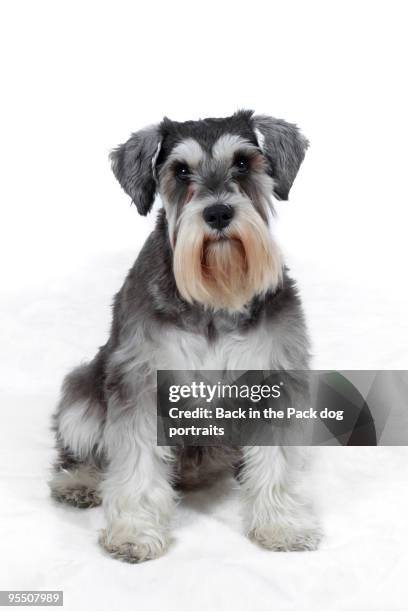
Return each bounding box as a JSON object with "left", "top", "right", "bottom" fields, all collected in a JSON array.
[
  {"left": 49, "top": 466, "right": 102, "bottom": 508},
  {"left": 250, "top": 523, "right": 322, "bottom": 552},
  {"left": 99, "top": 528, "right": 169, "bottom": 563},
  {"left": 52, "top": 485, "right": 102, "bottom": 508}
]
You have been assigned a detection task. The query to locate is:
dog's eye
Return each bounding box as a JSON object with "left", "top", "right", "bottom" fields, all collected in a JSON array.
[
  {"left": 234, "top": 155, "right": 250, "bottom": 174},
  {"left": 175, "top": 163, "right": 190, "bottom": 182}
]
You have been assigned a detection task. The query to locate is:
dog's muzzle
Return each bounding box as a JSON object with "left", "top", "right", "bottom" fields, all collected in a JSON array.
[{"left": 202, "top": 204, "right": 234, "bottom": 231}]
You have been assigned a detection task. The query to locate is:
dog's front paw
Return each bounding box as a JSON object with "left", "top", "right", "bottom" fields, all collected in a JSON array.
[
  {"left": 250, "top": 523, "right": 322, "bottom": 552},
  {"left": 99, "top": 527, "right": 169, "bottom": 563}
]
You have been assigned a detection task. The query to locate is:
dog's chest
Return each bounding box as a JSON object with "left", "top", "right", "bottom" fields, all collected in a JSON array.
[{"left": 153, "top": 321, "right": 291, "bottom": 371}]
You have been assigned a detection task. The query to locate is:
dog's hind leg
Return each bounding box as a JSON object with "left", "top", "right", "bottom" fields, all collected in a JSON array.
[{"left": 49, "top": 352, "right": 107, "bottom": 508}]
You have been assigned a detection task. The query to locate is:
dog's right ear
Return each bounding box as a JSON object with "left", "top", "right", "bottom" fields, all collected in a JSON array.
[{"left": 110, "top": 125, "right": 161, "bottom": 215}]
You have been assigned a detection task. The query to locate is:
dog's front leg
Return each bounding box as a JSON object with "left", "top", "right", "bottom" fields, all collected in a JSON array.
[
  {"left": 241, "top": 446, "right": 321, "bottom": 551},
  {"left": 99, "top": 406, "right": 176, "bottom": 563}
]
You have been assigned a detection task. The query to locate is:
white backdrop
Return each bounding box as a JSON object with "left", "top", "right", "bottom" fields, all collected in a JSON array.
[{"left": 1, "top": 1, "right": 408, "bottom": 610}]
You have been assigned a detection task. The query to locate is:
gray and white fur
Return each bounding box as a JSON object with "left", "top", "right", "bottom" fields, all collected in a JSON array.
[{"left": 50, "top": 110, "right": 322, "bottom": 563}]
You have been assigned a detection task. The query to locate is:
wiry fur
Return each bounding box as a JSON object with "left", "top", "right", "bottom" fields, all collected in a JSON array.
[{"left": 49, "top": 110, "right": 321, "bottom": 563}]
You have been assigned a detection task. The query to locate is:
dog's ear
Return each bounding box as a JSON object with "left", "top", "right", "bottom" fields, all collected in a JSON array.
[
  {"left": 110, "top": 125, "right": 161, "bottom": 215},
  {"left": 253, "top": 115, "right": 309, "bottom": 201}
]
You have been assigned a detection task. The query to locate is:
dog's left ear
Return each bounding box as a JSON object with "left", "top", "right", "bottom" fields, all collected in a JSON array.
[
  {"left": 110, "top": 125, "right": 161, "bottom": 215},
  {"left": 253, "top": 115, "right": 309, "bottom": 200}
]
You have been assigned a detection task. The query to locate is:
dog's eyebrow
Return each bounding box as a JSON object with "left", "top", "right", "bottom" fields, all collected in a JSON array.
[
  {"left": 212, "top": 134, "right": 258, "bottom": 162},
  {"left": 167, "top": 138, "right": 205, "bottom": 168}
]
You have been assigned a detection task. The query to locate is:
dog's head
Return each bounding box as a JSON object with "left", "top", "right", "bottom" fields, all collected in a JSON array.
[{"left": 111, "top": 110, "right": 308, "bottom": 311}]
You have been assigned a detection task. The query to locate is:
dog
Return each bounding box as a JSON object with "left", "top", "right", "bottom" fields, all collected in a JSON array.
[{"left": 49, "top": 110, "right": 322, "bottom": 562}]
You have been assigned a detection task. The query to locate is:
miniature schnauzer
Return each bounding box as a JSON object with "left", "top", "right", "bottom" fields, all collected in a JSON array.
[{"left": 50, "top": 110, "right": 322, "bottom": 562}]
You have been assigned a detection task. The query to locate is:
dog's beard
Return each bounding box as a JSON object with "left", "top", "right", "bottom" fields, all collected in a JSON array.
[{"left": 173, "top": 202, "right": 282, "bottom": 311}]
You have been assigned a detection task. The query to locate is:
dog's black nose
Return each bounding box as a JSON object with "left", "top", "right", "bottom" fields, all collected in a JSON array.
[{"left": 203, "top": 204, "right": 234, "bottom": 231}]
